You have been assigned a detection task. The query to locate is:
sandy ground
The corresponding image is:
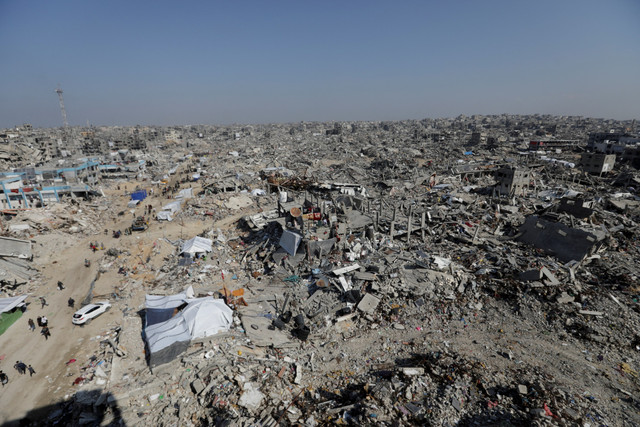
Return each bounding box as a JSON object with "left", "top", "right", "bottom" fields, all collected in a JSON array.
[{"left": 0, "top": 182, "right": 211, "bottom": 424}]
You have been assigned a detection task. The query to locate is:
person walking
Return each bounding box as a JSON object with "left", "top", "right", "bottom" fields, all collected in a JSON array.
[
  {"left": 41, "top": 326, "right": 51, "bottom": 340},
  {"left": 41, "top": 316, "right": 48, "bottom": 326},
  {"left": 39, "top": 297, "right": 48, "bottom": 308},
  {"left": 14, "top": 361, "right": 26, "bottom": 375},
  {"left": 57, "top": 281, "right": 65, "bottom": 290},
  {"left": 27, "top": 365, "right": 36, "bottom": 377},
  {"left": 0, "top": 371, "right": 8, "bottom": 387},
  {"left": 28, "top": 318, "right": 35, "bottom": 331},
  {"left": 68, "top": 297, "right": 75, "bottom": 308}
]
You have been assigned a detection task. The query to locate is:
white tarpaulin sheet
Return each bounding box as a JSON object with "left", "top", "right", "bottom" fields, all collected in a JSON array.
[
  {"left": 145, "top": 312, "right": 191, "bottom": 353},
  {"left": 279, "top": 229, "right": 302, "bottom": 256},
  {"left": 181, "top": 236, "right": 213, "bottom": 255},
  {"left": 145, "top": 286, "right": 194, "bottom": 309},
  {"left": 0, "top": 295, "right": 28, "bottom": 313},
  {"left": 176, "top": 188, "right": 193, "bottom": 199},
  {"left": 157, "top": 200, "right": 182, "bottom": 221}
]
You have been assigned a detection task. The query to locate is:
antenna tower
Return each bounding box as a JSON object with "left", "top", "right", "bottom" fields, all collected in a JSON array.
[{"left": 55, "top": 85, "right": 69, "bottom": 128}]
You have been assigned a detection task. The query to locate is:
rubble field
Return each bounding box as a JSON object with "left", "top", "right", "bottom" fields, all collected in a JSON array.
[{"left": 0, "top": 116, "right": 639, "bottom": 426}]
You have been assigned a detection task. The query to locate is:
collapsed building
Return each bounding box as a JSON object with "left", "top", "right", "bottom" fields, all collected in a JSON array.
[{"left": 1, "top": 114, "right": 639, "bottom": 426}]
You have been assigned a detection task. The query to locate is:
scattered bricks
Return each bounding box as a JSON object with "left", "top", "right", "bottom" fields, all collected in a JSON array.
[{"left": 277, "top": 366, "right": 286, "bottom": 379}]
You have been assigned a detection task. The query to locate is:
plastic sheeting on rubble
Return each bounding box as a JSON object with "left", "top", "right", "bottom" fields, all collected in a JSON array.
[
  {"left": 0, "top": 295, "right": 28, "bottom": 313},
  {"left": 144, "top": 288, "right": 232, "bottom": 368},
  {"left": 157, "top": 200, "right": 182, "bottom": 221},
  {"left": 131, "top": 190, "right": 147, "bottom": 201},
  {"left": 175, "top": 188, "right": 193, "bottom": 199},
  {"left": 180, "top": 236, "right": 213, "bottom": 255}
]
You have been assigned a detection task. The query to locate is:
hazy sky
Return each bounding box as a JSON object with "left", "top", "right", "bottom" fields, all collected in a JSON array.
[{"left": 1, "top": 0, "right": 639, "bottom": 128}]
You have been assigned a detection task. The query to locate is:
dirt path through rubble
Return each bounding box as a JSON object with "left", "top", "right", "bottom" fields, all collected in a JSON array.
[{"left": 0, "top": 186, "right": 218, "bottom": 425}]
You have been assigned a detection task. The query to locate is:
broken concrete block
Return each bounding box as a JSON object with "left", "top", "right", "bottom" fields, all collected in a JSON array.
[
  {"left": 557, "top": 292, "right": 575, "bottom": 304},
  {"left": 579, "top": 310, "right": 604, "bottom": 316},
  {"left": 519, "top": 269, "right": 542, "bottom": 282},
  {"left": 400, "top": 367, "right": 424, "bottom": 376},
  {"left": 518, "top": 384, "right": 528, "bottom": 395},
  {"left": 94, "top": 366, "right": 107, "bottom": 378},
  {"left": 294, "top": 364, "right": 302, "bottom": 384},
  {"left": 541, "top": 266, "right": 560, "bottom": 286},
  {"left": 191, "top": 379, "right": 205, "bottom": 395},
  {"left": 357, "top": 293, "right": 380, "bottom": 314}
]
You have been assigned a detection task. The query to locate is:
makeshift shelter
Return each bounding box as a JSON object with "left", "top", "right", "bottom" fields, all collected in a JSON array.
[
  {"left": 180, "top": 236, "right": 213, "bottom": 256},
  {"left": 0, "top": 295, "right": 28, "bottom": 313},
  {"left": 144, "top": 288, "right": 233, "bottom": 368},
  {"left": 157, "top": 200, "right": 182, "bottom": 221},
  {"left": 180, "top": 297, "right": 233, "bottom": 339},
  {"left": 130, "top": 190, "right": 147, "bottom": 201},
  {"left": 176, "top": 188, "right": 193, "bottom": 199}
]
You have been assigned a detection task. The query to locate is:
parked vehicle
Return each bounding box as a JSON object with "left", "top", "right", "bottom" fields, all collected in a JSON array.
[{"left": 72, "top": 301, "right": 111, "bottom": 325}]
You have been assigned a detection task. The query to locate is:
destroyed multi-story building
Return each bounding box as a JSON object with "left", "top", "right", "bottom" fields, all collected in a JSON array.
[
  {"left": 495, "top": 166, "right": 530, "bottom": 196},
  {"left": 580, "top": 152, "right": 616, "bottom": 174}
]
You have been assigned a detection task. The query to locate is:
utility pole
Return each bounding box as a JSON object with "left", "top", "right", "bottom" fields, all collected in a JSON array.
[{"left": 55, "top": 85, "right": 69, "bottom": 128}]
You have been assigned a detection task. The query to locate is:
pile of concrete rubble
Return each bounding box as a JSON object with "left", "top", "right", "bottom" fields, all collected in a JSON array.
[{"left": 9, "top": 118, "right": 640, "bottom": 426}]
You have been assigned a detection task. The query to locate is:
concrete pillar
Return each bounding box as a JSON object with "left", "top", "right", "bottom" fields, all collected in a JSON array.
[{"left": 407, "top": 205, "right": 413, "bottom": 244}]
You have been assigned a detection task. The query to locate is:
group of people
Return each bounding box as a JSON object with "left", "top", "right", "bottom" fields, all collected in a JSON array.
[
  {"left": 13, "top": 361, "right": 35, "bottom": 376},
  {"left": 30, "top": 316, "right": 51, "bottom": 339},
  {"left": 0, "top": 361, "right": 36, "bottom": 387},
  {"left": 89, "top": 241, "right": 104, "bottom": 252}
]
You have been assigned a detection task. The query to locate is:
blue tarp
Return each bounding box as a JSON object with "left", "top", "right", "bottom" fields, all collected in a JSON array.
[{"left": 131, "top": 190, "right": 147, "bottom": 201}]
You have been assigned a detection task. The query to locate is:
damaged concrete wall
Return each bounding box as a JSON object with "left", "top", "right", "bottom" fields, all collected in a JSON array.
[{"left": 517, "top": 215, "right": 600, "bottom": 262}]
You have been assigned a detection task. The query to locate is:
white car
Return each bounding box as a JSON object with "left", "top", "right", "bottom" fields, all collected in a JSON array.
[{"left": 72, "top": 301, "right": 111, "bottom": 325}]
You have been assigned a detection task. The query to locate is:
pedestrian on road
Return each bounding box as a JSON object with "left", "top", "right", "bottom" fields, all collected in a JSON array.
[
  {"left": 57, "top": 281, "right": 65, "bottom": 290},
  {"left": 68, "top": 297, "right": 75, "bottom": 308},
  {"left": 40, "top": 297, "right": 48, "bottom": 308},
  {"left": 28, "top": 318, "right": 35, "bottom": 331},
  {"left": 41, "top": 316, "right": 48, "bottom": 326},
  {"left": 27, "top": 365, "right": 36, "bottom": 377},
  {"left": 14, "top": 361, "right": 26, "bottom": 375},
  {"left": 0, "top": 371, "right": 8, "bottom": 387},
  {"left": 42, "top": 326, "right": 51, "bottom": 340}
]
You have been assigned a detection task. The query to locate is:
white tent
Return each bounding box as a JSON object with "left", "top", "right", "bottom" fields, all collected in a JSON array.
[
  {"left": 157, "top": 200, "right": 182, "bottom": 221},
  {"left": 181, "top": 236, "right": 213, "bottom": 255},
  {"left": 0, "top": 295, "right": 28, "bottom": 313},
  {"left": 181, "top": 297, "right": 233, "bottom": 339},
  {"left": 145, "top": 312, "right": 191, "bottom": 357},
  {"left": 144, "top": 291, "right": 232, "bottom": 368}
]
